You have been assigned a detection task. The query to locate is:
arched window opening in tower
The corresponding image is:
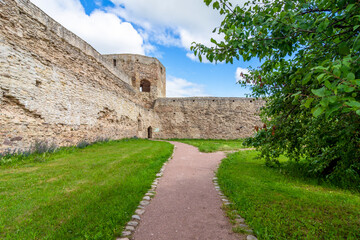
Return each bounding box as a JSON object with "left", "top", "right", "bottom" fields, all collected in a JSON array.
[{"left": 140, "top": 79, "right": 151, "bottom": 92}]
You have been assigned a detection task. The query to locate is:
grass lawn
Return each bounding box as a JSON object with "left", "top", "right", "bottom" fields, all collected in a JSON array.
[
  {"left": 217, "top": 150, "right": 360, "bottom": 240},
  {"left": 170, "top": 139, "right": 246, "bottom": 152},
  {"left": 0, "top": 139, "right": 173, "bottom": 240}
]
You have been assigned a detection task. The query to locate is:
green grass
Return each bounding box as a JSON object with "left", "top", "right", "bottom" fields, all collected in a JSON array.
[
  {"left": 0, "top": 139, "right": 173, "bottom": 240},
  {"left": 217, "top": 150, "right": 360, "bottom": 240},
  {"left": 170, "top": 139, "right": 246, "bottom": 152}
]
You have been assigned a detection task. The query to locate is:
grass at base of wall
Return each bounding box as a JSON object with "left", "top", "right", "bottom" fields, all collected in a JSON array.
[
  {"left": 0, "top": 139, "right": 173, "bottom": 240},
  {"left": 169, "top": 139, "right": 246, "bottom": 152},
  {"left": 217, "top": 150, "right": 360, "bottom": 240}
]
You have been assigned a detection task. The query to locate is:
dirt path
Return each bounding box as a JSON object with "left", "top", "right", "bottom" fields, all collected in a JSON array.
[{"left": 133, "top": 141, "right": 245, "bottom": 240}]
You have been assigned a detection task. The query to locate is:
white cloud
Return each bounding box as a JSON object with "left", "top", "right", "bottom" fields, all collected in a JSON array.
[
  {"left": 166, "top": 76, "right": 208, "bottom": 97},
  {"left": 235, "top": 67, "right": 250, "bottom": 82},
  {"left": 109, "top": 0, "right": 220, "bottom": 44},
  {"left": 30, "top": 0, "right": 248, "bottom": 60},
  {"left": 108, "top": 0, "right": 247, "bottom": 60},
  {"left": 31, "top": 0, "right": 146, "bottom": 55}
]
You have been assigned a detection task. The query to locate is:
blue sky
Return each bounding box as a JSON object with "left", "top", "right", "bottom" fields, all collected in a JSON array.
[{"left": 31, "top": 0, "right": 259, "bottom": 97}]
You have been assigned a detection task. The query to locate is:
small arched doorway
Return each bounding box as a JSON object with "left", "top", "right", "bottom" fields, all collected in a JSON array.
[{"left": 147, "top": 126, "right": 152, "bottom": 139}]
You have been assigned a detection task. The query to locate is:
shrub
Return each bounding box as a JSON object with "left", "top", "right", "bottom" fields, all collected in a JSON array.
[
  {"left": 32, "top": 140, "right": 57, "bottom": 154},
  {"left": 76, "top": 140, "right": 91, "bottom": 149}
]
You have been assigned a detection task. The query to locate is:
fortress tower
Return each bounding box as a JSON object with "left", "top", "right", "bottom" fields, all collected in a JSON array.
[{"left": 103, "top": 54, "right": 166, "bottom": 108}]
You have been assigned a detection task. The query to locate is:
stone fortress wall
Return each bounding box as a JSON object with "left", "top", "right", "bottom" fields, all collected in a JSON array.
[
  {"left": 0, "top": 0, "right": 263, "bottom": 152},
  {"left": 154, "top": 97, "right": 263, "bottom": 139},
  {"left": 0, "top": 0, "right": 162, "bottom": 152}
]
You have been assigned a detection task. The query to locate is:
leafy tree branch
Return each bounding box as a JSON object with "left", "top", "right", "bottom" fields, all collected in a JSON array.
[{"left": 193, "top": 0, "right": 360, "bottom": 189}]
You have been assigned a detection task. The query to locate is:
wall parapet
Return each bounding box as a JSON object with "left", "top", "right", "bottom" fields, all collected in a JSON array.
[
  {"left": 104, "top": 54, "right": 166, "bottom": 69},
  {"left": 14, "top": 0, "right": 131, "bottom": 85},
  {"left": 155, "top": 97, "right": 263, "bottom": 105}
]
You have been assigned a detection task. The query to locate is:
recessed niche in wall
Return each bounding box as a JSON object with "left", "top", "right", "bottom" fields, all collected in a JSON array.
[{"left": 131, "top": 77, "right": 136, "bottom": 87}]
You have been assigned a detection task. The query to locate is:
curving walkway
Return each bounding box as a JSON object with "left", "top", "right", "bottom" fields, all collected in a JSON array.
[{"left": 133, "top": 141, "right": 245, "bottom": 240}]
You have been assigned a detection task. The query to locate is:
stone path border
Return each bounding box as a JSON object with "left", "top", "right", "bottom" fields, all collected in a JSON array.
[
  {"left": 117, "top": 143, "right": 258, "bottom": 240},
  {"left": 116, "top": 145, "right": 176, "bottom": 240},
  {"left": 213, "top": 175, "right": 257, "bottom": 240}
]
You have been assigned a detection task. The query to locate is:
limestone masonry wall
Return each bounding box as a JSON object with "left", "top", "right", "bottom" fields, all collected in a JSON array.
[
  {"left": 13, "top": 0, "right": 132, "bottom": 85},
  {"left": 154, "top": 98, "right": 263, "bottom": 139},
  {"left": 0, "top": 0, "right": 263, "bottom": 153},
  {"left": 0, "top": 0, "right": 161, "bottom": 152}
]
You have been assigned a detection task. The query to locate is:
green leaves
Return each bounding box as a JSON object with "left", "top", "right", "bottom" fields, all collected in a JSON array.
[
  {"left": 204, "top": 0, "right": 212, "bottom": 6},
  {"left": 304, "top": 98, "right": 314, "bottom": 108},
  {"left": 302, "top": 73, "right": 313, "bottom": 85},
  {"left": 346, "top": 100, "right": 360, "bottom": 108},
  {"left": 317, "top": 18, "right": 330, "bottom": 33},
  {"left": 213, "top": 1, "right": 220, "bottom": 10},
  {"left": 210, "top": 38, "right": 217, "bottom": 44},
  {"left": 347, "top": 73, "right": 355, "bottom": 81},
  {"left": 339, "top": 42, "right": 350, "bottom": 56},
  {"left": 312, "top": 106, "right": 324, "bottom": 117},
  {"left": 345, "top": 3, "right": 356, "bottom": 12},
  {"left": 325, "top": 103, "right": 342, "bottom": 118},
  {"left": 312, "top": 87, "right": 328, "bottom": 97},
  {"left": 333, "top": 68, "right": 341, "bottom": 77},
  {"left": 194, "top": 0, "right": 360, "bottom": 185}
]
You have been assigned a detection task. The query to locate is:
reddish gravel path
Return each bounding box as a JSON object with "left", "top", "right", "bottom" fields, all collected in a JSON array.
[{"left": 133, "top": 141, "right": 245, "bottom": 240}]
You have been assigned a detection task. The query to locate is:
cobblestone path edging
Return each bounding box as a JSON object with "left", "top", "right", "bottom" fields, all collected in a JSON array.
[
  {"left": 116, "top": 145, "right": 176, "bottom": 240},
  {"left": 213, "top": 175, "right": 258, "bottom": 240}
]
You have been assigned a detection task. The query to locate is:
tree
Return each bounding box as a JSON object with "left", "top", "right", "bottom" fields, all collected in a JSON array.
[{"left": 192, "top": 0, "right": 360, "bottom": 189}]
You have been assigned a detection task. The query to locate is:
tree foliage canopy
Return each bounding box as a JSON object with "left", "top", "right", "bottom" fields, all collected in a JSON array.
[{"left": 192, "top": 0, "right": 360, "bottom": 189}]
